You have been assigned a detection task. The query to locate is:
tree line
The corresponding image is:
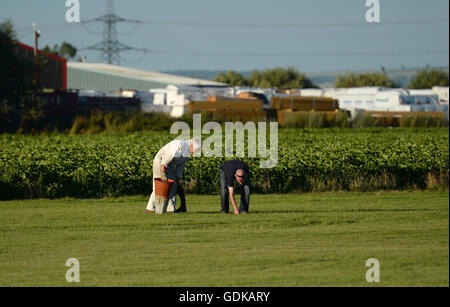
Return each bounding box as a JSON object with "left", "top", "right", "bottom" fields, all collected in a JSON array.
[
  {"left": 214, "top": 68, "right": 449, "bottom": 89},
  {"left": 213, "top": 67, "right": 318, "bottom": 89}
]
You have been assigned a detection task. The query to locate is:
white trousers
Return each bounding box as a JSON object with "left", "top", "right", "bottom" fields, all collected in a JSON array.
[
  {"left": 146, "top": 156, "right": 178, "bottom": 214},
  {"left": 146, "top": 179, "right": 177, "bottom": 213}
]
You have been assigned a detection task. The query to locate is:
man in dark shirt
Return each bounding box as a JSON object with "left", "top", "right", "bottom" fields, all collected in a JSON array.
[{"left": 219, "top": 160, "right": 250, "bottom": 215}]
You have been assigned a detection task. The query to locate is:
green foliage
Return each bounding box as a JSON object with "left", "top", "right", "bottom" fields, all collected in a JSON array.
[
  {"left": 0, "top": 19, "right": 17, "bottom": 39},
  {"left": 335, "top": 73, "right": 397, "bottom": 88},
  {"left": 281, "top": 112, "right": 351, "bottom": 129},
  {"left": 352, "top": 113, "right": 449, "bottom": 128},
  {"left": 42, "top": 42, "right": 77, "bottom": 60},
  {"left": 0, "top": 109, "right": 195, "bottom": 134},
  {"left": 409, "top": 69, "right": 449, "bottom": 89},
  {"left": 278, "top": 111, "right": 445, "bottom": 129},
  {"left": 213, "top": 71, "right": 249, "bottom": 86},
  {"left": 399, "top": 114, "right": 449, "bottom": 128},
  {"left": 214, "top": 67, "right": 316, "bottom": 89},
  {"left": 0, "top": 21, "right": 34, "bottom": 106},
  {"left": 249, "top": 66, "right": 316, "bottom": 89},
  {"left": 0, "top": 129, "right": 448, "bottom": 199},
  {"left": 1, "top": 107, "right": 448, "bottom": 135}
]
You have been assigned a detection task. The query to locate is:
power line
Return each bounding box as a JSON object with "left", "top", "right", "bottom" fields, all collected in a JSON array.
[
  {"left": 18, "top": 22, "right": 448, "bottom": 41},
  {"left": 126, "top": 18, "right": 450, "bottom": 28},
  {"left": 18, "top": 26, "right": 449, "bottom": 43},
  {"left": 142, "top": 49, "right": 449, "bottom": 57},
  {"left": 126, "top": 31, "right": 449, "bottom": 40},
  {"left": 81, "top": 22, "right": 102, "bottom": 35},
  {"left": 117, "top": 23, "right": 141, "bottom": 35},
  {"left": 119, "top": 52, "right": 148, "bottom": 65},
  {"left": 16, "top": 18, "right": 448, "bottom": 33}
]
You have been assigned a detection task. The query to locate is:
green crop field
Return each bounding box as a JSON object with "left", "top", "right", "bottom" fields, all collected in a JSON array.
[
  {"left": 0, "top": 192, "right": 448, "bottom": 286},
  {"left": 0, "top": 128, "right": 448, "bottom": 199}
]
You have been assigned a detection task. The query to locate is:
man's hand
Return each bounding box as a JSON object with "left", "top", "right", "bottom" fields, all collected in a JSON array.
[
  {"left": 161, "top": 172, "right": 168, "bottom": 183},
  {"left": 228, "top": 187, "right": 240, "bottom": 215},
  {"left": 160, "top": 165, "right": 168, "bottom": 182}
]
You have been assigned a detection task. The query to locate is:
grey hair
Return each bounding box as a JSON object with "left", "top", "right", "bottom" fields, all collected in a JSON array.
[{"left": 189, "top": 137, "right": 202, "bottom": 153}]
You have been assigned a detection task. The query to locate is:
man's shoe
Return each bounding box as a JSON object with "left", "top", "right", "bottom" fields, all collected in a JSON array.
[
  {"left": 175, "top": 207, "right": 187, "bottom": 213},
  {"left": 145, "top": 210, "right": 155, "bottom": 214},
  {"left": 220, "top": 210, "right": 228, "bottom": 214}
]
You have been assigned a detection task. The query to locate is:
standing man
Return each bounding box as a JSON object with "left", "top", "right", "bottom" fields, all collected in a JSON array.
[
  {"left": 146, "top": 137, "right": 201, "bottom": 214},
  {"left": 219, "top": 159, "right": 250, "bottom": 215}
]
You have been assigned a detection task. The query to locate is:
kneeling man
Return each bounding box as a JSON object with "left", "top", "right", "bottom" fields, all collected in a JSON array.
[{"left": 219, "top": 159, "right": 250, "bottom": 215}]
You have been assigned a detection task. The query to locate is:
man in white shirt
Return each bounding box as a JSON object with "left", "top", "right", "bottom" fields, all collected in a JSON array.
[{"left": 146, "top": 137, "right": 201, "bottom": 214}]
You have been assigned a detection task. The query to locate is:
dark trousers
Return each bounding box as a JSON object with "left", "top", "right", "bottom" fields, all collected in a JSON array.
[
  {"left": 220, "top": 170, "right": 250, "bottom": 213},
  {"left": 176, "top": 183, "right": 186, "bottom": 211}
]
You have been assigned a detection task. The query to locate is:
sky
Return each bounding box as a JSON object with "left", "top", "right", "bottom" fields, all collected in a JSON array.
[{"left": 1, "top": 0, "right": 448, "bottom": 73}]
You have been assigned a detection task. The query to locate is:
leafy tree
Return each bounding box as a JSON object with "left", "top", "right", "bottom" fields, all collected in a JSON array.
[
  {"left": 249, "top": 67, "right": 316, "bottom": 89},
  {"left": 213, "top": 71, "right": 249, "bottom": 86},
  {"left": 0, "top": 20, "right": 33, "bottom": 106},
  {"left": 43, "top": 42, "right": 77, "bottom": 60},
  {"left": 214, "top": 67, "right": 316, "bottom": 89},
  {"left": 409, "top": 69, "right": 449, "bottom": 89},
  {"left": 335, "top": 73, "right": 397, "bottom": 88},
  {"left": 0, "top": 19, "right": 17, "bottom": 39}
]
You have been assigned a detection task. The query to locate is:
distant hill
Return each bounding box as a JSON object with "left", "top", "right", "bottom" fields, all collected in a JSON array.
[
  {"left": 163, "top": 66, "right": 449, "bottom": 88},
  {"left": 162, "top": 70, "right": 225, "bottom": 81}
]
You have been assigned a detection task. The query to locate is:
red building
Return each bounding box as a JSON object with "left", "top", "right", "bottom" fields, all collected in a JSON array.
[{"left": 14, "top": 41, "right": 67, "bottom": 90}]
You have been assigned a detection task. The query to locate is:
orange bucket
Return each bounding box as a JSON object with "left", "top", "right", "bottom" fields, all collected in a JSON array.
[{"left": 154, "top": 178, "right": 175, "bottom": 199}]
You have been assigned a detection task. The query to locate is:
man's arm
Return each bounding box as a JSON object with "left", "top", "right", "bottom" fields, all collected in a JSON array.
[
  {"left": 159, "top": 141, "right": 182, "bottom": 182},
  {"left": 160, "top": 141, "right": 181, "bottom": 169},
  {"left": 228, "top": 187, "right": 240, "bottom": 215}
]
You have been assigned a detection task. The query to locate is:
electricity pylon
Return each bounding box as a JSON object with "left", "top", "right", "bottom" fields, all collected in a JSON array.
[{"left": 82, "top": 0, "right": 144, "bottom": 65}]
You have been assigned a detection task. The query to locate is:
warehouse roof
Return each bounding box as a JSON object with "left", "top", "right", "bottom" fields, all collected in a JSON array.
[{"left": 67, "top": 62, "right": 226, "bottom": 92}]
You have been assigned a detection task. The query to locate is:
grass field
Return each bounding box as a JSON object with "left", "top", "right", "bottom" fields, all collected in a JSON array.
[{"left": 0, "top": 191, "right": 448, "bottom": 287}]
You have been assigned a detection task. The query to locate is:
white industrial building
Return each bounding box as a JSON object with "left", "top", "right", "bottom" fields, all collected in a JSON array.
[
  {"left": 148, "top": 85, "right": 235, "bottom": 117},
  {"left": 299, "top": 86, "right": 449, "bottom": 119},
  {"left": 432, "top": 86, "right": 449, "bottom": 104}
]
